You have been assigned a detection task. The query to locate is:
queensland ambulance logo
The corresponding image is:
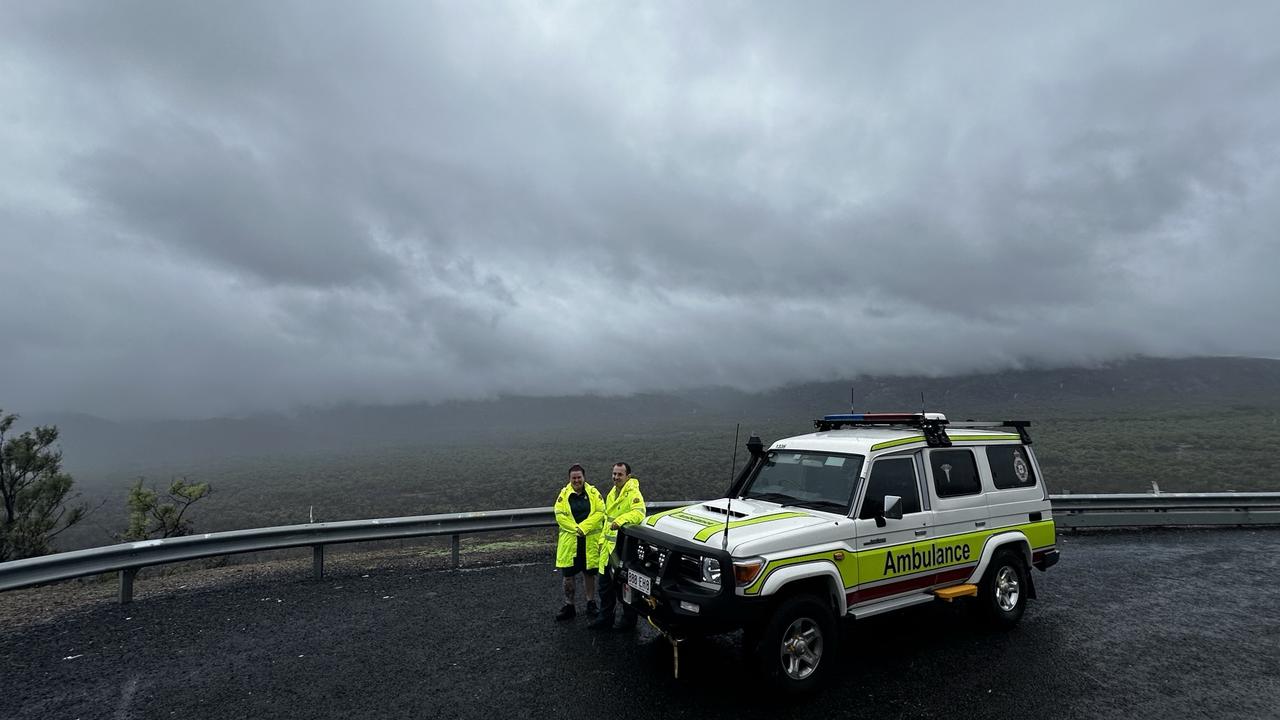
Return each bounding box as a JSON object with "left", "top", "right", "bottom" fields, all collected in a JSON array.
[{"left": 1012, "top": 449, "right": 1029, "bottom": 483}]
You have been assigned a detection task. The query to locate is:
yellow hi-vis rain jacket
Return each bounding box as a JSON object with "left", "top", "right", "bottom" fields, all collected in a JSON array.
[
  {"left": 553, "top": 482, "right": 604, "bottom": 569},
  {"left": 597, "top": 476, "right": 646, "bottom": 573}
]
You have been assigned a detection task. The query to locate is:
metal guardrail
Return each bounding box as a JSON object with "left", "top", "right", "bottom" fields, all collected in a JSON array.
[
  {"left": 0, "top": 494, "right": 1277, "bottom": 603},
  {"left": 1051, "top": 492, "right": 1280, "bottom": 528},
  {"left": 0, "top": 501, "right": 686, "bottom": 602}
]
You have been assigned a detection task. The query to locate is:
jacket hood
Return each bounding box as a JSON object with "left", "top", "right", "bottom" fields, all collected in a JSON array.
[
  {"left": 609, "top": 476, "right": 640, "bottom": 496},
  {"left": 559, "top": 482, "right": 600, "bottom": 501}
]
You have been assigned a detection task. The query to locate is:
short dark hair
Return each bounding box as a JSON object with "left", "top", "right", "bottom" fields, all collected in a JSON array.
[
  {"left": 613, "top": 461, "right": 632, "bottom": 475},
  {"left": 568, "top": 464, "right": 585, "bottom": 476}
]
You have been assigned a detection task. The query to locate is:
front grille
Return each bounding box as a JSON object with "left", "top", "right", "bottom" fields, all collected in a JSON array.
[
  {"left": 631, "top": 540, "right": 670, "bottom": 575},
  {"left": 625, "top": 536, "right": 723, "bottom": 595}
]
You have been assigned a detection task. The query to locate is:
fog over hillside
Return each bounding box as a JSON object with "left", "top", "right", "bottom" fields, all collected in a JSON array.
[{"left": 24, "top": 356, "right": 1280, "bottom": 482}]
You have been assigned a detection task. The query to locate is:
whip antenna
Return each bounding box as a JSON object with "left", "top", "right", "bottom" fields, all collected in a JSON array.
[{"left": 723, "top": 423, "right": 740, "bottom": 551}]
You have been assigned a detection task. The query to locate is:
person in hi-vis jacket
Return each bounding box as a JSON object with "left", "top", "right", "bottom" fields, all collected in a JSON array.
[
  {"left": 588, "top": 462, "right": 646, "bottom": 631},
  {"left": 553, "top": 464, "right": 604, "bottom": 620}
]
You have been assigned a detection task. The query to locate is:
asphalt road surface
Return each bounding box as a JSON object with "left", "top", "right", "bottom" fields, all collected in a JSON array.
[{"left": 3, "top": 528, "right": 1279, "bottom": 720}]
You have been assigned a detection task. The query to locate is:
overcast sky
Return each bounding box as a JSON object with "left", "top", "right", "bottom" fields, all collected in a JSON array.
[{"left": 2, "top": 1, "right": 1279, "bottom": 420}]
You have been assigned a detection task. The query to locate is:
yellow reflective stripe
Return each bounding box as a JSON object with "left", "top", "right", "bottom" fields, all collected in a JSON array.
[
  {"left": 1022, "top": 519, "right": 1056, "bottom": 548},
  {"left": 743, "top": 519, "right": 1057, "bottom": 595},
  {"left": 644, "top": 505, "right": 690, "bottom": 527},
  {"left": 691, "top": 511, "right": 810, "bottom": 543},
  {"left": 743, "top": 550, "right": 854, "bottom": 594},
  {"left": 871, "top": 436, "right": 923, "bottom": 451},
  {"left": 871, "top": 433, "right": 1021, "bottom": 452}
]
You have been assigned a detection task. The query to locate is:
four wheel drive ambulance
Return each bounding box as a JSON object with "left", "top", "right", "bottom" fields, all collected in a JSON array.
[{"left": 618, "top": 412, "right": 1060, "bottom": 692}]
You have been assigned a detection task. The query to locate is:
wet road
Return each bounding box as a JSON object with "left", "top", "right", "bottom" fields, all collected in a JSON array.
[{"left": 3, "top": 528, "right": 1278, "bottom": 719}]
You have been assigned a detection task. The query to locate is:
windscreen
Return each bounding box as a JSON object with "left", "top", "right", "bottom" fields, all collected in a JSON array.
[{"left": 742, "top": 450, "right": 864, "bottom": 514}]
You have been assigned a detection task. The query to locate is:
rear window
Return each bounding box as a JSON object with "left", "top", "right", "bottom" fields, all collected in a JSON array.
[
  {"left": 987, "top": 445, "right": 1037, "bottom": 489},
  {"left": 930, "top": 449, "right": 981, "bottom": 498}
]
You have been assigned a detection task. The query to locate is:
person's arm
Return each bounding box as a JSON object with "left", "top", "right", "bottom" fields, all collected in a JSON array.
[
  {"left": 615, "top": 486, "right": 647, "bottom": 527},
  {"left": 554, "top": 493, "right": 578, "bottom": 533},
  {"left": 579, "top": 490, "right": 604, "bottom": 534}
]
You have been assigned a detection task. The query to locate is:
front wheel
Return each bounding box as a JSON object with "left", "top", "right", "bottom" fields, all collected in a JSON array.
[
  {"left": 754, "top": 594, "right": 836, "bottom": 694},
  {"left": 980, "top": 549, "right": 1028, "bottom": 629}
]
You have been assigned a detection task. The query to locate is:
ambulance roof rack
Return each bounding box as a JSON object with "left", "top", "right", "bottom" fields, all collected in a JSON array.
[
  {"left": 950, "top": 420, "right": 1033, "bottom": 444},
  {"left": 814, "top": 412, "right": 953, "bottom": 446},
  {"left": 813, "top": 413, "right": 1033, "bottom": 446}
]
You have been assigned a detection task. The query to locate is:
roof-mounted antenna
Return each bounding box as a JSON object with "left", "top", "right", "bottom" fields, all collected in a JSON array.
[
  {"left": 850, "top": 386, "right": 855, "bottom": 413},
  {"left": 920, "top": 391, "right": 925, "bottom": 414},
  {"left": 722, "top": 423, "right": 740, "bottom": 551}
]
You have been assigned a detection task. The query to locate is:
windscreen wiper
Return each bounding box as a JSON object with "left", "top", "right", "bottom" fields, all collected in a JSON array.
[
  {"left": 782, "top": 499, "right": 848, "bottom": 513},
  {"left": 746, "top": 492, "right": 798, "bottom": 504}
]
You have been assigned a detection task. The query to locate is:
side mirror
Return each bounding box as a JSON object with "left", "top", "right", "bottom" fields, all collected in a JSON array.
[{"left": 883, "top": 495, "right": 904, "bottom": 521}]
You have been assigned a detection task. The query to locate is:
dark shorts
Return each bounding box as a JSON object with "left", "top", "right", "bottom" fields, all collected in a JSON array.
[{"left": 562, "top": 535, "right": 597, "bottom": 577}]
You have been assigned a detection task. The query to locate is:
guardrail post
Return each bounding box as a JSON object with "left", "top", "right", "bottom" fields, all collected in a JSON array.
[
  {"left": 119, "top": 568, "right": 136, "bottom": 604},
  {"left": 312, "top": 545, "right": 325, "bottom": 579},
  {"left": 451, "top": 534, "right": 460, "bottom": 569}
]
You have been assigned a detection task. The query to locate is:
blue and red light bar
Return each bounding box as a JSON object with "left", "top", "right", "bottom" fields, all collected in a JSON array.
[
  {"left": 814, "top": 411, "right": 954, "bottom": 446},
  {"left": 820, "top": 412, "right": 941, "bottom": 424}
]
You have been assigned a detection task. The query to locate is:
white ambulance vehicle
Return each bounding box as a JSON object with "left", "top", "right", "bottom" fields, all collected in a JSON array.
[{"left": 619, "top": 412, "right": 1059, "bottom": 692}]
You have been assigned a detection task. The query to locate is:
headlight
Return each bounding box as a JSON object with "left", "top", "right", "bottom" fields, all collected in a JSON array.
[{"left": 700, "top": 556, "right": 721, "bottom": 583}]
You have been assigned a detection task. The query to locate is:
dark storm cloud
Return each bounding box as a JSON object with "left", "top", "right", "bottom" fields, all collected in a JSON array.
[
  {"left": 1, "top": 1, "right": 1278, "bottom": 419},
  {"left": 72, "top": 122, "right": 402, "bottom": 286}
]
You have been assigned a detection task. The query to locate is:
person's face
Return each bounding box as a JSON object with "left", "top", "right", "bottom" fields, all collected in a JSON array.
[
  {"left": 569, "top": 470, "right": 585, "bottom": 492},
  {"left": 611, "top": 465, "right": 627, "bottom": 484}
]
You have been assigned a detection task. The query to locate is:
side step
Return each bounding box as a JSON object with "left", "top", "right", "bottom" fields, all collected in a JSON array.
[{"left": 933, "top": 584, "right": 978, "bottom": 602}]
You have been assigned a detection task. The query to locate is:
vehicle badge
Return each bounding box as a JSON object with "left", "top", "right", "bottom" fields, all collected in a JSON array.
[{"left": 1013, "top": 450, "right": 1029, "bottom": 483}]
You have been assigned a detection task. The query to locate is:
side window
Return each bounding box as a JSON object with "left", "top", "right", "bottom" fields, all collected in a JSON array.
[
  {"left": 930, "top": 449, "right": 981, "bottom": 498},
  {"left": 859, "top": 458, "right": 922, "bottom": 519},
  {"left": 987, "top": 445, "right": 1038, "bottom": 489}
]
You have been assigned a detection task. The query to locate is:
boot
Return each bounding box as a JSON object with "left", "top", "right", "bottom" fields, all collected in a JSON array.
[
  {"left": 587, "top": 613, "right": 613, "bottom": 630},
  {"left": 555, "top": 604, "right": 575, "bottom": 621}
]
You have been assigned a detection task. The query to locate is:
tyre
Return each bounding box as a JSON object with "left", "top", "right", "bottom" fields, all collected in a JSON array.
[
  {"left": 740, "top": 622, "right": 761, "bottom": 661},
  {"left": 980, "top": 549, "right": 1028, "bottom": 629},
  {"left": 754, "top": 594, "right": 837, "bottom": 694}
]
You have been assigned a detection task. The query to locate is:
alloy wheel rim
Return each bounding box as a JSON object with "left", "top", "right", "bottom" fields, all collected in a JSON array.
[
  {"left": 779, "top": 617, "right": 823, "bottom": 680},
  {"left": 995, "top": 565, "right": 1021, "bottom": 611}
]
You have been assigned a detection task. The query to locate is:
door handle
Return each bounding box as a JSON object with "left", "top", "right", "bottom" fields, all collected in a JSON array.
[
  {"left": 975, "top": 521, "right": 986, "bottom": 528},
  {"left": 914, "top": 530, "right": 927, "bottom": 537},
  {"left": 863, "top": 537, "right": 886, "bottom": 546}
]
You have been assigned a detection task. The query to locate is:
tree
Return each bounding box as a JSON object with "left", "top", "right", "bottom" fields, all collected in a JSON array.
[
  {"left": 0, "top": 409, "right": 87, "bottom": 561},
  {"left": 123, "top": 477, "right": 212, "bottom": 540}
]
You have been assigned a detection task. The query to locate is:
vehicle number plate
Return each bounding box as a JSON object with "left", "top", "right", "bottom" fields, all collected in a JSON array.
[{"left": 627, "top": 569, "right": 651, "bottom": 596}]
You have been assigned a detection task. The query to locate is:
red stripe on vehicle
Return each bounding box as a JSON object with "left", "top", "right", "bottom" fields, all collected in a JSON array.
[{"left": 846, "top": 566, "right": 975, "bottom": 605}]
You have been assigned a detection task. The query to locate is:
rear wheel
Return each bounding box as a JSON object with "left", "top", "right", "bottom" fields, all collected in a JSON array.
[
  {"left": 980, "top": 549, "right": 1028, "bottom": 628},
  {"left": 754, "top": 594, "right": 836, "bottom": 693}
]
